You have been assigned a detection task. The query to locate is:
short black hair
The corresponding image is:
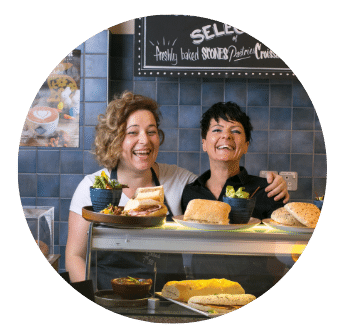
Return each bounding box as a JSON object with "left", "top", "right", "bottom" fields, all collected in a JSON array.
[{"left": 200, "top": 102, "right": 253, "bottom": 142}]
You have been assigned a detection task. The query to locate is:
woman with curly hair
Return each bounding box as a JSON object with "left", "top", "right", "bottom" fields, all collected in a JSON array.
[
  {"left": 65, "top": 91, "right": 288, "bottom": 289},
  {"left": 66, "top": 91, "right": 198, "bottom": 287}
]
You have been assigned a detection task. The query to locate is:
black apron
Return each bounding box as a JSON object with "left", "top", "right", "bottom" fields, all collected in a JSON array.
[{"left": 90, "top": 168, "right": 184, "bottom": 291}]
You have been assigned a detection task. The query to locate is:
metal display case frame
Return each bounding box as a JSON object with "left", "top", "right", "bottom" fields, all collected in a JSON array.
[
  {"left": 85, "top": 221, "right": 311, "bottom": 283},
  {"left": 84, "top": 219, "right": 312, "bottom": 320}
]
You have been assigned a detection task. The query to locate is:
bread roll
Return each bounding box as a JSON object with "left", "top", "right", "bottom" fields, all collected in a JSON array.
[
  {"left": 184, "top": 199, "right": 231, "bottom": 225},
  {"left": 271, "top": 207, "right": 304, "bottom": 226},
  {"left": 285, "top": 202, "right": 320, "bottom": 228},
  {"left": 161, "top": 278, "right": 245, "bottom": 302}
]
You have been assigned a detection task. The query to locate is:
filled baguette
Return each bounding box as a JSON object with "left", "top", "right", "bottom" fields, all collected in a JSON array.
[
  {"left": 123, "top": 185, "right": 167, "bottom": 217},
  {"left": 161, "top": 278, "right": 245, "bottom": 302},
  {"left": 124, "top": 198, "right": 167, "bottom": 217},
  {"left": 187, "top": 302, "right": 237, "bottom": 314},
  {"left": 189, "top": 293, "right": 256, "bottom": 306},
  {"left": 133, "top": 185, "right": 164, "bottom": 203},
  {"left": 188, "top": 293, "right": 256, "bottom": 314}
]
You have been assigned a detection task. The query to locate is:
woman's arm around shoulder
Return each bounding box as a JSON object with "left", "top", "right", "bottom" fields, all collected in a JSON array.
[{"left": 265, "top": 172, "right": 290, "bottom": 203}]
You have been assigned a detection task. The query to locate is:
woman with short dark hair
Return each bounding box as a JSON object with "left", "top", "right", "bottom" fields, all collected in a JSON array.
[
  {"left": 181, "top": 102, "right": 289, "bottom": 297},
  {"left": 181, "top": 101, "right": 288, "bottom": 218}
]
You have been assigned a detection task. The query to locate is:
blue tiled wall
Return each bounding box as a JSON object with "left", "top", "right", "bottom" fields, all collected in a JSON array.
[{"left": 18, "top": 30, "right": 327, "bottom": 273}]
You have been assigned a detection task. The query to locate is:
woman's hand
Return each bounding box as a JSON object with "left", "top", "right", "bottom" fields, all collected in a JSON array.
[{"left": 265, "top": 172, "right": 290, "bottom": 203}]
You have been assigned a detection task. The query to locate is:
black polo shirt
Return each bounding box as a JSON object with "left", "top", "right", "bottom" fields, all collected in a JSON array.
[{"left": 181, "top": 167, "right": 284, "bottom": 220}]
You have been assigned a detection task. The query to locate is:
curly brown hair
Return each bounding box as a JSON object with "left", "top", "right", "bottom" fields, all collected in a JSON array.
[{"left": 93, "top": 91, "right": 164, "bottom": 169}]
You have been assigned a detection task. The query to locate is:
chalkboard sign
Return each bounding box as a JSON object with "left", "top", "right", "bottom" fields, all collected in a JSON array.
[{"left": 134, "top": 15, "right": 294, "bottom": 79}]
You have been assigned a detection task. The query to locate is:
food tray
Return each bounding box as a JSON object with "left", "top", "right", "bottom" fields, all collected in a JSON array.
[
  {"left": 172, "top": 216, "right": 260, "bottom": 231},
  {"left": 82, "top": 206, "right": 165, "bottom": 228},
  {"left": 262, "top": 218, "right": 314, "bottom": 234}
]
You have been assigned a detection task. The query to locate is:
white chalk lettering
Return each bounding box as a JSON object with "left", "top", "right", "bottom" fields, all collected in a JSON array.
[
  {"left": 213, "top": 23, "right": 225, "bottom": 38},
  {"left": 232, "top": 46, "right": 255, "bottom": 59},
  {"left": 201, "top": 47, "right": 229, "bottom": 60},
  {"left": 201, "top": 45, "right": 256, "bottom": 62},
  {"left": 255, "top": 43, "right": 279, "bottom": 60},
  {"left": 190, "top": 29, "right": 204, "bottom": 45},
  {"left": 224, "top": 24, "right": 244, "bottom": 35},
  {"left": 154, "top": 46, "right": 178, "bottom": 65},
  {"left": 190, "top": 23, "right": 244, "bottom": 45},
  {"left": 181, "top": 47, "right": 199, "bottom": 61},
  {"left": 227, "top": 45, "right": 237, "bottom": 61},
  {"left": 202, "top": 24, "right": 215, "bottom": 41}
]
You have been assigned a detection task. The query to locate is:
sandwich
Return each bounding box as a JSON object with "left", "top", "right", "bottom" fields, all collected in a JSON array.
[
  {"left": 161, "top": 278, "right": 245, "bottom": 302},
  {"left": 123, "top": 185, "right": 167, "bottom": 217},
  {"left": 183, "top": 199, "right": 231, "bottom": 225},
  {"left": 133, "top": 185, "right": 164, "bottom": 203},
  {"left": 124, "top": 198, "right": 167, "bottom": 217},
  {"left": 188, "top": 293, "right": 256, "bottom": 314}
]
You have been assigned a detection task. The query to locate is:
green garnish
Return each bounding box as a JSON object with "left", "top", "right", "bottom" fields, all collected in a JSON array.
[
  {"left": 93, "top": 171, "right": 126, "bottom": 189},
  {"left": 225, "top": 186, "right": 250, "bottom": 199},
  {"left": 127, "top": 276, "right": 140, "bottom": 284}
]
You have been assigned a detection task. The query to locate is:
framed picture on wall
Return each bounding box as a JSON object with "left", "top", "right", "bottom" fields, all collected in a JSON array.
[{"left": 20, "top": 49, "right": 81, "bottom": 148}]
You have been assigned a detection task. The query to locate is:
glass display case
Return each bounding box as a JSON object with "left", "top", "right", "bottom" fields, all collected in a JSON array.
[
  {"left": 84, "top": 218, "right": 311, "bottom": 321},
  {"left": 23, "top": 206, "right": 54, "bottom": 256}
]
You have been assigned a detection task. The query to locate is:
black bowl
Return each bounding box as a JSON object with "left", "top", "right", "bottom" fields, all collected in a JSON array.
[
  {"left": 90, "top": 187, "right": 122, "bottom": 212},
  {"left": 223, "top": 196, "right": 256, "bottom": 224},
  {"left": 313, "top": 200, "right": 323, "bottom": 210}
]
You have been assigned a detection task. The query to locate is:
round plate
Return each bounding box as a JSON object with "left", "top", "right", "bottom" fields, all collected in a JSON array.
[
  {"left": 262, "top": 218, "right": 314, "bottom": 234},
  {"left": 95, "top": 290, "right": 150, "bottom": 308},
  {"left": 172, "top": 215, "right": 260, "bottom": 230},
  {"left": 82, "top": 206, "right": 165, "bottom": 228}
]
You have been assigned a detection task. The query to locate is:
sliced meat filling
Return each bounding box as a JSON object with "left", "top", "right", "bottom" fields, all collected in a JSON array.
[{"left": 129, "top": 205, "right": 162, "bottom": 216}]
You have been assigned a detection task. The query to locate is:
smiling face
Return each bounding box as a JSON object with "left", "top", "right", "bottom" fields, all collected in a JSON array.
[
  {"left": 119, "top": 110, "right": 160, "bottom": 172},
  {"left": 202, "top": 117, "right": 249, "bottom": 163}
]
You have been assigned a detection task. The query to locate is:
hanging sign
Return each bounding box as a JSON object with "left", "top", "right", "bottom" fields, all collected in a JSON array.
[{"left": 134, "top": 15, "right": 294, "bottom": 79}]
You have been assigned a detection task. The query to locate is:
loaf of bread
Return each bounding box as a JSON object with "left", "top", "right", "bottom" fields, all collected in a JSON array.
[
  {"left": 161, "top": 279, "right": 245, "bottom": 302},
  {"left": 183, "top": 199, "right": 231, "bottom": 225}
]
